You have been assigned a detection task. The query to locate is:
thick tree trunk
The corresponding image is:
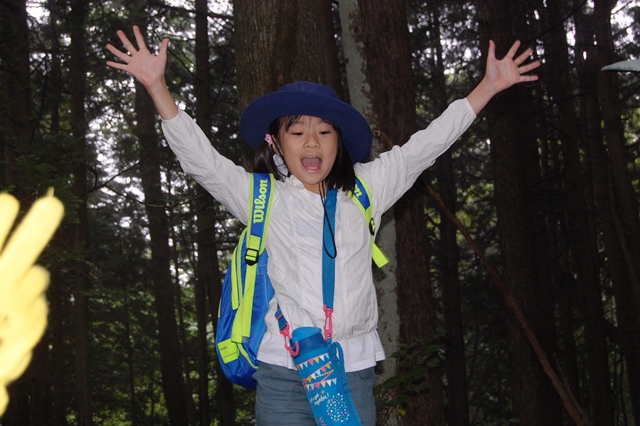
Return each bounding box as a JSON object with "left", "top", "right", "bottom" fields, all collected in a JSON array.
[
  {"left": 0, "top": 0, "right": 31, "bottom": 193},
  {"left": 0, "top": 0, "right": 50, "bottom": 426},
  {"left": 193, "top": 2, "right": 236, "bottom": 423},
  {"left": 543, "top": 1, "right": 614, "bottom": 425},
  {"left": 338, "top": 1, "right": 400, "bottom": 412},
  {"left": 357, "top": 0, "right": 445, "bottom": 424},
  {"left": 591, "top": 1, "right": 640, "bottom": 422},
  {"left": 45, "top": 4, "right": 69, "bottom": 424},
  {"left": 426, "top": 4, "right": 471, "bottom": 425},
  {"left": 134, "top": 82, "right": 190, "bottom": 426},
  {"left": 234, "top": 0, "right": 340, "bottom": 110},
  {"left": 476, "top": 1, "right": 563, "bottom": 424},
  {"left": 69, "top": 0, "right": 92, "bottom": 423}
]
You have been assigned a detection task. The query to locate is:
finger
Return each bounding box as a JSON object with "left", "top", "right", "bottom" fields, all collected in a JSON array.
[
  {"left": 106, "top": 43, "right": 131, "bottom": 63},
  {"left": 105, "top": 60, "right": 129, "bottom": 71},
  {"left": 519, "top": 74, "right": 539, "bottom": 83},
  {"left": 157, "top": 38, "right": 170, "bottom": 59},
  {"left": 514, "top": 47, "right": 534, "bottom": 65},
  {"left": 506, "top": 40, "right": 520, "bottom": 58},
  {"left": 487, "top": 40, "right": 496, "bottom": 61},
  {"left": 519, "top": 60, "right": 541, "bottom": 74},
  {"left": 132, "top": 25, "right": 149, "bottom": 53},
  {"left": 117, "top": 29, "right": 138, "bottom": 55},
  {"left": 505, "top": 40, "right": 522, "bottom": 60}
]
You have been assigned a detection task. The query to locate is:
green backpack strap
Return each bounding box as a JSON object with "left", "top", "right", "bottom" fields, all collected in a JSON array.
[
  {"left": 351, "top": 176, "right": 389, "bottom": 268},
  {"left": 231, "top": 173, "right": 276, "bottom": 343}
]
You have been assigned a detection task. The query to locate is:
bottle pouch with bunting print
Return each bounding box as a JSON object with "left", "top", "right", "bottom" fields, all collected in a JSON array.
[{"left": 290, "top": 327, "right": 362, "bottom": 425}]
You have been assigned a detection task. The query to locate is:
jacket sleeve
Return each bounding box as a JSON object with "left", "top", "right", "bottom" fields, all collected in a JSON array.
[
  {"left": 355, "top": 98, "right": 476, "bottom": 218},
  {"left": 161, "top": 110, "right": 251, "bottom": 224}
]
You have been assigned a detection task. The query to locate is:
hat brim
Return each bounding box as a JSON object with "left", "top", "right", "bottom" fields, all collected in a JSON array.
[{"left": 239, "top": 90, "right": 372, "bottom": 164}]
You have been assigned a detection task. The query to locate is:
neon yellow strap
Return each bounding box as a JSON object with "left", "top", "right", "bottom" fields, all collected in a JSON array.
[
  {"left": 230, "top": 174, "right": 276, "bottom": 343},
  {"left": 371, "top": 242, "right": 389, "bottom": 268},
  {"left": 350, "top": 177, "right": 389, "bottom": 268},
  {"left": 231, "top": 261, "right": 257, "bottom": 341}
]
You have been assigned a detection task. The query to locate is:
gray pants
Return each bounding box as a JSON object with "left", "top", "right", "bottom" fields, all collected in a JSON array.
[{"left": 254, "top": 362, "right": 377, "bottom": 425}]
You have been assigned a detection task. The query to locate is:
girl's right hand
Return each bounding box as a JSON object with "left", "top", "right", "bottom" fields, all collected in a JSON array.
[
  {"left": 106, "top": 25, "right": 178, "bottom": 120},
  {"left": 106, "top": 25, "right": 169, "bottom": 92}
]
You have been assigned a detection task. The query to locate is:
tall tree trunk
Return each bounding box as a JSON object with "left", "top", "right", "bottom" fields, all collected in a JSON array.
[
  {"left": 44, "top": 5, "right": 69, "bottom": 424},
  {"left": 234, "top": 0, "right": 340, "bottom": 108},
  {"left": 591, "top": 3, "right": 640, "bottom": 423},
  {"left": 69, "top": 0, "right": 92, "bottom": 423},
  {"left": 476, "top": 1, "right": 563, "bottom": 424},
  {"left": 122, "top": 281, "right": 140, "bottom": 426},
  {"left": 203, "top": 196, "right": 234, "bottom": 426},
  {"left": 194, "top": 3, "right": 212, "bottom": 426},
  {"left": 357, "top": 0, "right": 445, "bottom": 424},
  {"left": 0, "top": 0, "right": 36, "bottom": 423},
  {"left": 426, "top": 4, "right": 470, "bottom": 425},
  {"left": 134, "top": 82, "right": 190, "bottom": 426},
  {"left": 193, "top": 1, "right": 235, "bottom": 424},
  {"left": 0, "top": 0, "right": 31, "bottom": 193},
  {"left": 543, "top": 1, "right": 614, "bottom": 425},
  {"left": 169, "top": 201, "right": 198, "bottom": 426},
  {"left": 338, "top": 3, "right": 400, "bottom": 419}
]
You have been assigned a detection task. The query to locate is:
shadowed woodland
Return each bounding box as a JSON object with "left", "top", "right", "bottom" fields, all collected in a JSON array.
[{"left": 1, "top": 0, "right": 639, "bottom": 425}]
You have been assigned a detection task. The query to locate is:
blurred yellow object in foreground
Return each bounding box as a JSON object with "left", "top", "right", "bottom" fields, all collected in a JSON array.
[{"left": 0, "top": 188, "right": 64, "bottom": 416}]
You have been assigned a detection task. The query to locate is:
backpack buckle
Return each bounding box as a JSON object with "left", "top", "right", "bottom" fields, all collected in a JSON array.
[{"left": 245, "top": 248, "right": 259, "bottom": 265}]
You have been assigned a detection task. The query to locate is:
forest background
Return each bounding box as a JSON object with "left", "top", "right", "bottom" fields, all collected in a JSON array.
[{"left": 1, "top": 0, "right": 639, "bottom": 425}]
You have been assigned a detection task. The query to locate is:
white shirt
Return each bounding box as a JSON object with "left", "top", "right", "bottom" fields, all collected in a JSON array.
[{"left": 161, "top": 98, "right": 476, "bottom": 372}]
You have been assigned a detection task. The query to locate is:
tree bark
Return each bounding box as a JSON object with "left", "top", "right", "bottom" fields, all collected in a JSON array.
[
  {"left": 194, "top": 4, "right": 212, "bottom": 425},
  {"left": 69, "top": 0, "right": 92, "bottom": 423},
  {"left": 234, "top": 0, "right": 340, "bottom": 110},
  {"left": 134, "top": 82, "right": 191, "bottom": 426},
  {"left": 591, "top": 1, "right": 640, "bottom": 422},
  {"left": 45, "top": 3, "right": 69, "bottom": 424},
  {"left": 194, "top": 2, "right": 235, "bottom": 423},
  {"left": 542, "top": 1, "right": 614, "bottom": 424},
  {"left": 338, "top": 1, "right": 400, "bottom": 412},
  {"left": 426, "top": 4, "right": 470, "bottom": 424},
  {"left": 0, "top": 0, "right": 31, "bottom": 193},
  {"left": 476, "top": 1, "right": 563, "bottom": 424},
  {"left": 357, "top": 0, "right": 445, "bottom": 424},
  {"left": 0, "top": 0, "right": 38, "bottom": 423}
]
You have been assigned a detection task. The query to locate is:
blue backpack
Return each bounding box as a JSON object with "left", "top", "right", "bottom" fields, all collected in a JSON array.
[{"left": 215, "top": 173, "right": 387, "bottom": 389}]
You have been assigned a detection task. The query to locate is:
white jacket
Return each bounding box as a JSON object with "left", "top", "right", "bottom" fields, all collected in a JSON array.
[{"left": 161, "top": 98, "right": 476, "bottom": 372}]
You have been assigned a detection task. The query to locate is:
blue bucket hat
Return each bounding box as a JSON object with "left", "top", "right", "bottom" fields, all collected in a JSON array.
[{"left": 239, "top": 81, "right": 372, "bottom": 164}]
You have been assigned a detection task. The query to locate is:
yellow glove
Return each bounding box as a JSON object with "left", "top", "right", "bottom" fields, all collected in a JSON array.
[{"left": 0, "top": 189, "right": 64, "bottom": 415}]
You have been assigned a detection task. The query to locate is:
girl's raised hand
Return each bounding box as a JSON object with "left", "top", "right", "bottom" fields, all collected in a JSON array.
[
  {"left": 466, "top": 40, "right": 540, "bottom": 115},
  {"left": 106, "top": 25, "right": 169, "bottom": 91},
  {"left": 106, "top": 25, "right": 178, "bottom": 119},
  {"left": 484, "top": 39, "right": 540, "bottom": 94}
]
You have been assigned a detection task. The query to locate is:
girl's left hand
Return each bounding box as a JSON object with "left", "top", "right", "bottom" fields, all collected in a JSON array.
[
  {"left": 466, "top": 40, "right": 540, "bottom": 115},
  {"left": 484, "top": 40, "right": 540, "bottom": 94}
]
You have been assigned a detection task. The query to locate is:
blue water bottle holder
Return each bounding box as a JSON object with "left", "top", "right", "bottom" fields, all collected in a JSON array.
[{"left": 275, "top": 188, "right": 362, "bottom": 425}]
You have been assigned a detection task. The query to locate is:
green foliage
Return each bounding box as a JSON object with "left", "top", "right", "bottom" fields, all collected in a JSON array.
[{"left": 375, "top": 338, "right": 442, "bottom": 417}]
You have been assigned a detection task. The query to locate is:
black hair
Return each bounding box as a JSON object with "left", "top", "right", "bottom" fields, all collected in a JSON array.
[{"left": 252, "top": 116, "right": 356, "bottom": 192}]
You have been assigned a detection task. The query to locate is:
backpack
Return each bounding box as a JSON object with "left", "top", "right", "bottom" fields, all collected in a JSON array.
[{"left": 215, "top": 173, "right": 387, "bottom": 389}]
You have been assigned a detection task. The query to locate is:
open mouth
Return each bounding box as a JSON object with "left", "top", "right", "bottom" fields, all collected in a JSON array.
[{"left": 301, "top": 156, "right": 322, "bottom": 172}]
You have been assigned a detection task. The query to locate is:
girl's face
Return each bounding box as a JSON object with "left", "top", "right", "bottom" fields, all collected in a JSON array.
[{"left": 276, "top": 115, "right": 338, "bottom": 194}]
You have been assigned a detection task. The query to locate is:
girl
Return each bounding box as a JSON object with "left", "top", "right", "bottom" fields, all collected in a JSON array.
[{"left": 107, "top": 26, "right": 539, "bottom": 425}]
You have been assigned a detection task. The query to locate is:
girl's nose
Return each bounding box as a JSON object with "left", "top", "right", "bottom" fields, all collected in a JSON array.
[{"left": 304, "top": 134, "right": 319, "bottom": 148}]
